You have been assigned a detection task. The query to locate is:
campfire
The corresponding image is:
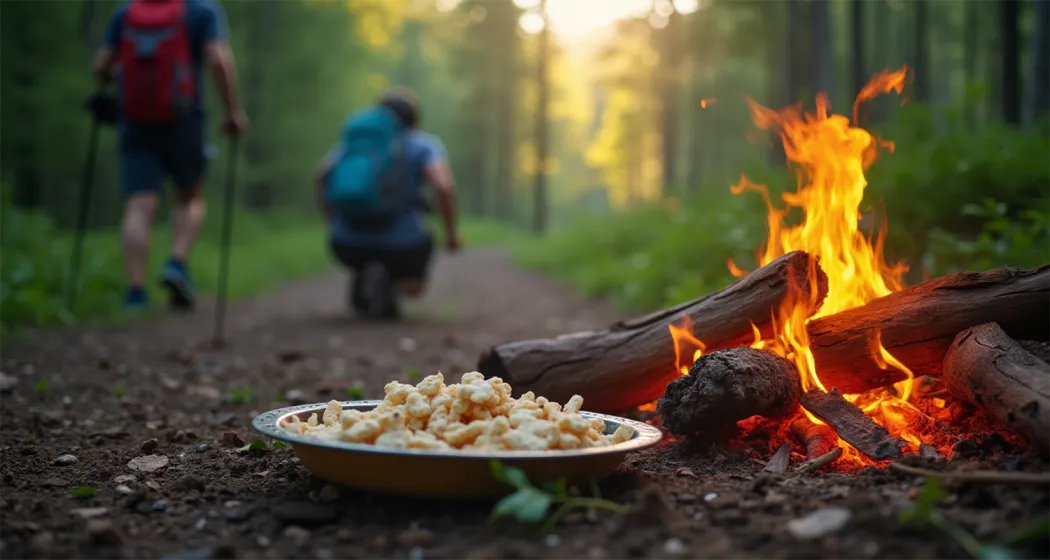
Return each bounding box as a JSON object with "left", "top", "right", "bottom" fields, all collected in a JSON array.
[{"left": 478, "top": 66, "right": 1050, "bottom": 471}]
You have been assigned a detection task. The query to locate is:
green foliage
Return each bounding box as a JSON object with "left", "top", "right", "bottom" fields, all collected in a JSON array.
[
  {"left": 71, "top": 486, "right": 97, "bottom": 499},
  {"left": 228, "top": 388, "right": 254, "bottom": 405},
  {"left": 898, "top": 477, "right": 1036, "bottom": 560},
  {"left": 925, "top": 198, "right": 1050, "bottom": 275},
  {"left": 404, "top": 366, "right": 423, "bottom": 381},
  {"left": 32, "top": 380, "right": 51, "bottom": 395},
  {"left": 271, "top": 441, "right": 290, "bottom": 450},
  {"left": 248, "top": 438, "right": 268, "bottom": 452},
  {"left": 110, "top": 386, "right": 127, "bottom": 397},
  {"left": 346, "top": 384, "right": 366, "bottom": 400},
  {"left": 488, "top": 460, "right": 624, "bottom": 533}
]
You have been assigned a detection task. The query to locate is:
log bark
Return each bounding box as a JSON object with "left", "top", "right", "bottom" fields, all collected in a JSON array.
[
  {"left": 657, "top": 347, "right": 802, "bottom": 435},
  {"left": 943, "top": 322, "right": 1050, "bottom": 457},
  {"left": 808, "top": 265, "right": 1049, "bottom": 394},
  {"left": 790, "top": 416, "right": 838, "bottom": 460},
  {"left": 478, "top": 251, "right": 827, "bottom": 413},
  {"left": 800, "top": 388, "right": 904, "bottom": 461}
]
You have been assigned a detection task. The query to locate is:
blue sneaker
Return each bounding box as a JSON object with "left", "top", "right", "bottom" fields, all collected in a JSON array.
[
  {"left": 159, "top": 257, "right": 195, "bottom": 310},
  {"left": 124, "top": 287, "right": 149, "bottom": 312}
]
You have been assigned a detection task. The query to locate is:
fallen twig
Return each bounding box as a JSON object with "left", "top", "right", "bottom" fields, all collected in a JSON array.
[
  {"left": 793, "top": 447, "right": 842, "bottom": 475},
  {"left": 889, "top": 461, "right": 1050, "bottom": 486}
]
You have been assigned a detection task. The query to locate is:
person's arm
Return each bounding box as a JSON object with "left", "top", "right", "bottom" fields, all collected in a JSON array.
[
  {"left": 423, "top": 158, "right": 460, "bottom": 251},
  {"left": 202, "top": 4, "right": 247, "bottom": 135},
  {"left": 92, "top": 7, "right": 124, "bottom": 87},
  {"left": 314, "top": 144, "right": 343, "bottom": 220}
]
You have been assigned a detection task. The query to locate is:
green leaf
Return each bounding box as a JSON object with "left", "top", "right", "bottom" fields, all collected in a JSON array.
[
  {"left": 248, "top": 439, "right": 269, "bottom": 451},
  {"left": 346, "top": 385, "right": 365, "bottom": 400},
  {"left": 32, "top": 380, "right": 50, "bottom": 394},
  {"left": 272, "top": 441, "right": 289, "bottom": 449},
  {"left": 997, "top": 516, "right": 1050, "bottom": 546},
  {"left": 71, "top": 486, "right": 97, "bottom": 499},
  {"left": 899, "top": 477, "right": 947, "bottom": 526},
  {"left": 490, "top": 488, "right": 552, "bottom": 524},
  {"left": 111, "top": 386, "right": 127, "bottom": 397},
  {"left": 229, "top": 388, "right": 254, "bottom": 405}
]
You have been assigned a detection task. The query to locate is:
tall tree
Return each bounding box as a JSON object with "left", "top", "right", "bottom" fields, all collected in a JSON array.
[
  {"left": 1000, "top": 0, "right": 1022, "bottom": 125},
  {"left": 811, "top": 0, "right": 833, "bottom": 102},
  {"left": 1027, "top": 0, "right": 1050, "bottom": 126},
  {"left": 963, "top": 0, "right": 980, "bottom": 127},
  {"left": 850, "top": 0, "right": 865, "bottom": 97},
  {"left": 533, "top": 0, "right": 549, "bottom": 234},
  {"left": 912, "top": 0, "right": 929, "bottom": 102}
]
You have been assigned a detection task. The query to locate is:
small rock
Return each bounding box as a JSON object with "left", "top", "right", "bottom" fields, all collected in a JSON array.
[
  {"left": 152, "top": 499, "right": 167, "bottom": 512},
  {"left": 398, "top": 528, "right": 434, "bottom": 548},
  {"left": 787, "top": 507, "right": 852, "bottom": 540},
  {"left": 282, "top": 525, "right": 311, "bottom": 542},
  {"left": 398, "top": 337, "right": 418, "bottom": 353},
  {"left": 222, "top": 505, "right": 253, "bottom": 523},
  {"left": 54, "top": 454, "right": 78, "bottom": 466},
  {"left": 114, "top": 474, "right": 136, "bottom": 484},
  {"left": 71, "top": 507, "right": 109, "bottom": 519},
  {"left": 87, "top": 519, "right": 122, "bottom": 546},
  {"left": 145, "top": 480, "right": 162, "bottom": 491},
  {"left": 221, "top": 432, "right": 245, "bottom": 448},
  {"left": 30, "top": 531, "right": 54, "bottom": 552},
  {"left": 285, "top": 389, "right": 306, "bottom": 404},
  {"left": 703, "top": 492, "right": 718, "bottom": 502},
  {"left": 197, "top": 443, "right": 211, "bottom": 453},
  {"left": 115, "top": 485, "right": 133, "bottom": 495},
  {"left": 257, "top": 536, "right": 271, "bottom": 547},
  {"left": 141, "top": 439, "right": 159, "bottom": 453},
  {"left": 62, "top": 395, "right": 73, "bottom": 406},
  {"left": 0, "top": 372, "right": 18, "bottom": 394},
  {"left": 194, "top": 518, "right": 207, "bottom": 531},
  {"left": 663, "top": 538, "right": 688, "bottom": 557},
  {"left": 919, "top": 443, "right": 943, "bottom": 460},
  {"left": 544, "top": 534, "right": 561, "bottom": 548},
  {"left": 410, "top": 547, "right": 425, "bottom": 560},
  {"left": 317, "top": 484, "right": 339, "bottom": 504},
  {"left": 675, "top": 467, "right": 697, "bottom": 479},
  {"left": 127, "top": 454, "right": 169, "bottom": 472}
]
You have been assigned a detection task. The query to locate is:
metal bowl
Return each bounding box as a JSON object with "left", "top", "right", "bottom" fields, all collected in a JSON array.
[{"left": 252, "top": 401, "right": 663, "bottom": 499}]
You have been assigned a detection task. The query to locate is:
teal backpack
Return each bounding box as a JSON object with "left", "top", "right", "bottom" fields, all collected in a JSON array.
[{"left": 326, "top": 105, "right": 408, "bottom": 229}]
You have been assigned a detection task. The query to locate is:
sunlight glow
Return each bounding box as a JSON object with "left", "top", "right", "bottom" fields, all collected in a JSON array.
[
  {"left": 545, "top": 0, "right": 650, "bottom": 39},
  {"left": 519, "top": 11, "right": 546, "bottom": 35},
  {"left": 434, "top": 0, "right": 460, "bottom": 13}
]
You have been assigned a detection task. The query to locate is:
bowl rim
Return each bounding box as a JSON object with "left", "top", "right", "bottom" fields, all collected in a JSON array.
[{"left": 252, "top": 400, "right": 664, "bottom": 460}]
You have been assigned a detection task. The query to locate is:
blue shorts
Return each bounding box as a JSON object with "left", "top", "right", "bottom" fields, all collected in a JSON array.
[{"left": 119, "top": 117, "right": 207, "bottom": 197}]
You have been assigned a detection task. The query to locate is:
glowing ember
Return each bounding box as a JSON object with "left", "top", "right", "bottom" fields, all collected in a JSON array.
[{"left": 668, "top": 67, "right": 949, "bottom": 464}]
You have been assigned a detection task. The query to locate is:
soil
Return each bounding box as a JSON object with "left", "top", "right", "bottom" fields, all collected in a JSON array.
[{"left": 2, "top": 249, "right": 1047, "bottom": 560}]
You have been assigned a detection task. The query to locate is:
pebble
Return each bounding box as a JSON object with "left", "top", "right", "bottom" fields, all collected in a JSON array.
[
  {"left": 152, "top": 500, "right": 167, "bottom": 512},
  {"left": 675, "top": 467, "right": 697, "bottom": 478},
  {"left": 0, "top": 372, "right": 18, "bottom": 393},
  {"left": 544, "top": 534, "right": 561, "bottom": 548},
  {"left": 221, "top": 432, "right": 246, "bottom": 448},
  {"left": 787, "top": 507, "right": 852, "bottom": 540},
  {"left": 703, "top": 492, "right": 718, "bottom": 502},
  {"left": 222, "top": 504, "right": 253, "bottom": 523},
  {"left": 317, "top": 484, "right": 340, "bottom": 504},
  {"left": 30, "top": 531, "right": 54, "bottom": 552},
  {"left": 62, "top": 395, "right": 73, "bottom": 406},
  {"left": 114, "top": 474, "right": 135, "bottom": 484},
  {"left": 197, "top": 444, "right": 211, "bottom": 453},
  {"left": 127, "top": 454, "right": 169, "bottom": 472},
  {"left": 71, "top": 507, "right": 109, "bottom": 519},
  {"left": 257, "top": 536, "right": 271, "bottom": 547},
  {"left": 54, "top": 454, "right": 78, "bottom": 466},
  {"left": 399, "top": 337, "right": 418, "bottom": 353},
  {"left": 663, "top": 538, "right": 688, "bottom": 557},
  {"left": 282, "top": 525, "right": 311, "bottom": 542},
  {"left": 141, "top": 439, "right": 159, "bottom": 453},
  {"left": 410, "top": 547, "right": 425, "bottom": 560},
  {"left": 195, "top": 518, "right": 207, "bottom": 531},
  {"left": 88, "top": 519, "right": 122, "bottom": 546}
]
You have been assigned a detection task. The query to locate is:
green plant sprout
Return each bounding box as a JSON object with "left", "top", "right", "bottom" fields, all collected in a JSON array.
[
  {"left": 32, "top": 380, "right": 50, "bottom": 394},
  {"left": 346, "top": 384, "right": 365, "bottom": 400},
  {"left": 404, "top": 366, "right": 423, "bottom": 381},
  {"left": 899, "top": 477, "right": 1049, "bottom": 560},
  {"left": 111, "top": 386, "right": 127, "bottom": 397},
  {"left": 488, "top": 460, "right": 624, "bottom": 533},
  {"left": 228, "top": 388, "right": 253, "bottom": 405},
  {"left": 71, "top": 486, "right": 97, "bottom": 499}
]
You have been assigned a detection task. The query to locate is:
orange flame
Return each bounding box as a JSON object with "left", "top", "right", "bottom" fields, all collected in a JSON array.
[
  {"left": 668, "top": 67, "right": 936, "bottom": 464},
  {"left": 668, "top": 315, "right": 705, "bottom": 375}
]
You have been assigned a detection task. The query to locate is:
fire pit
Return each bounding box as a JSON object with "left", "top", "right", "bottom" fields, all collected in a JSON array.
[{"left": 478, "top": 66, "right": 1050, "bottom": 472}]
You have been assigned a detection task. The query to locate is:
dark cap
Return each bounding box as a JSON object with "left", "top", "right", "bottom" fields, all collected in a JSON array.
[{"left": 379, "top": 86, "right": 421, "bottom": 128}]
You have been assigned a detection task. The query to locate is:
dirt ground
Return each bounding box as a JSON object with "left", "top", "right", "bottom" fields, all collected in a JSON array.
[{"left": 1, "top": 249, "right": 1047, "bottom": 560}]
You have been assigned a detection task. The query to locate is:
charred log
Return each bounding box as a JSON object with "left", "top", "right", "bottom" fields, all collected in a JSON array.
[
  {"left": 478, "top": 251, "right": 827, "bottom": 413},
  {"left": 800, "top": 388, "right": 904, "bottom": 461},
  {"left": 790, "top": 416, "right": 838, "bottom": 460},
  {"left": 943, "top": 322, "right": 1050, "bottom": 457},
  {"left": 808, "top": 265, "right": 1049, "bottom": 394},
  {"left": 657, "top": 348, "right": 802, "bottom": 435}
]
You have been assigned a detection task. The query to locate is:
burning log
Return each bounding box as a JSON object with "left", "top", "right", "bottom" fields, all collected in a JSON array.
[
  {"left": 800, "top": 388, "right": 904, "bottom": 461},
  {"left": 943, "top": 322, "right": 1050, "bottom": 457},
  {"left": 657, "top": 347, "right": 801, "bottom": 435},
  {"left": 477, "top": 251, "right": 827, "bottom": 413},
  {"left": 807, "top": 265, "right": 1049, "bottom": 394},
  {"left": 790, "top": 416, "right": 838, "bottom": 460}
]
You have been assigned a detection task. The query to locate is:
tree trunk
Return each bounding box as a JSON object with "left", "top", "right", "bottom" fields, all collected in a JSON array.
[
  {"left": 532, "top": 0, "right": 549, "bottom": 234},
  {"left": 963, "top": 0, "right": 979, "bottom": 127},
  {"left": 1001, "top": 0, "right": 1022, "bottom": 125},
  {"left": 1027, "top": 0, "right": 1050, "bottom": 126},
  {"left": 912, "top": 0, "right": 929, "bottom": 103},
  {"left": 850, "top": 0, "right": 866, "bottom": 98},
  {"left": 810, "top": 0, "right": 834, "bottom": 104},
  {"left": 944, "top": 322, "right": 1050, "bottom": 457},
  {"left": 658, "top": 11, "right": 681, "bottom": 195}
]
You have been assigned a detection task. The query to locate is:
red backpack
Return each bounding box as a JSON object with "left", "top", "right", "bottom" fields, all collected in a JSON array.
[{"left": 118, "top": 0, "right": 196, "bottom": 124}]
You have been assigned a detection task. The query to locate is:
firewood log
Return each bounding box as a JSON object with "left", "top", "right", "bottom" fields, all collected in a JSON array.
[
  {"left": 943, "top": 322, "right": 1050, "bottom": 457},
  {"left": 790, "top": 416, "right": 839, "bottom": 460},
  {"left": 800, "top": 388, "right": 904, "bottom": 461}
]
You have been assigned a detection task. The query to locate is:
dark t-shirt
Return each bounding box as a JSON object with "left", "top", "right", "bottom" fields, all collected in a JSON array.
[{"left": 104, "top": 0, "right": 229, "bottom": 118}]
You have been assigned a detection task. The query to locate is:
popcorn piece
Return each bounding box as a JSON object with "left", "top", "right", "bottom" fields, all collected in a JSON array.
[
  {"left": 374, "top": 430, "right": 411, "bottom": 449},
  {"left": 563, "top": 395, "right": 584, "bottom": 414},
  {"left": 384, "top": 381, "right": 415, "bottom": 405},
  {"left": 322, "top": 400, "right": 342, "bottom": 427},
  {"left": 344, "top": 419, "right": 381, "bottom": 443},
  {"left": 340, "top": 409, "right": 364, "bottom": 429},
  {"left": 610, "top": 424, "right": 635, "bottom": 444},
  {"left": 503, "top": 429, "right": 549, "bottom": 451},
  {"left": 460, "top": 371, "right": 485, "bottom": 384},
  {"left": 416, "top": 373, "right": 446, "bottom": 396},
  {"left": 307, "top": 413, "right": 319, "bottom": 427},
  {"left": 405, "top": 392, "right": 431, "bottom": 419},
  {"left": 558, "top": 413, "right": 591, "bottom": 436}
]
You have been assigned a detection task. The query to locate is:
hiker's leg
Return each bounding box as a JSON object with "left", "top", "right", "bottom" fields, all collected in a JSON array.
[
  {"left": 389, "top": 237, "right": 434, "bottom": 298},
  {"left": 329, "top": 241, "right": 368, "bottom": 312},
  {"left": 171, "top": 186, "right": 206, "bottom": 263},
  {"left": 121, "top": 193, "right": 160, "bottom": 289},
  {"left": 119, "top": 124, "right": 164, "bottom": 306}
]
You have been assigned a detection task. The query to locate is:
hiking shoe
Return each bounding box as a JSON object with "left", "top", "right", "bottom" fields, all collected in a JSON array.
[
  {"left": 124, "top": 287, "right": 150, "bottom": 313},
  {"left": 159, "top": 258, "right": 195, "bottom": 311},
  {"left": 358, "top": 263, "right": 397, "bottom": 320}
]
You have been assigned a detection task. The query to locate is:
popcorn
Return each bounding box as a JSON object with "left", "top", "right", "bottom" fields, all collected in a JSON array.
[{"left": 284, "top": 371, "right": 635, "bottom": 451}]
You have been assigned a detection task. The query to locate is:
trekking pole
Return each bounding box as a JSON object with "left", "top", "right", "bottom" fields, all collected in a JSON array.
[
  {"left": 66, "top": 112, "right": 102, "bottom": 313},
  {"left": 212, "top": 136, "right": 239, "bottom": 347}
]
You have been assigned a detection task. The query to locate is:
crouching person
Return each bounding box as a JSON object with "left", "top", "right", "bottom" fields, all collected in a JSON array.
[{"left": 314, "top": 88, "right": 461, "bottom": 319}]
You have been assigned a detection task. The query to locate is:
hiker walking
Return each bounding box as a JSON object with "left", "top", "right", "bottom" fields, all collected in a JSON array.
[
  {"left": 90, "top": 0, "right": 248, "bottom": 311},
  {"left": 314, "top": 87, "right": 461, "bottom": 320}
]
